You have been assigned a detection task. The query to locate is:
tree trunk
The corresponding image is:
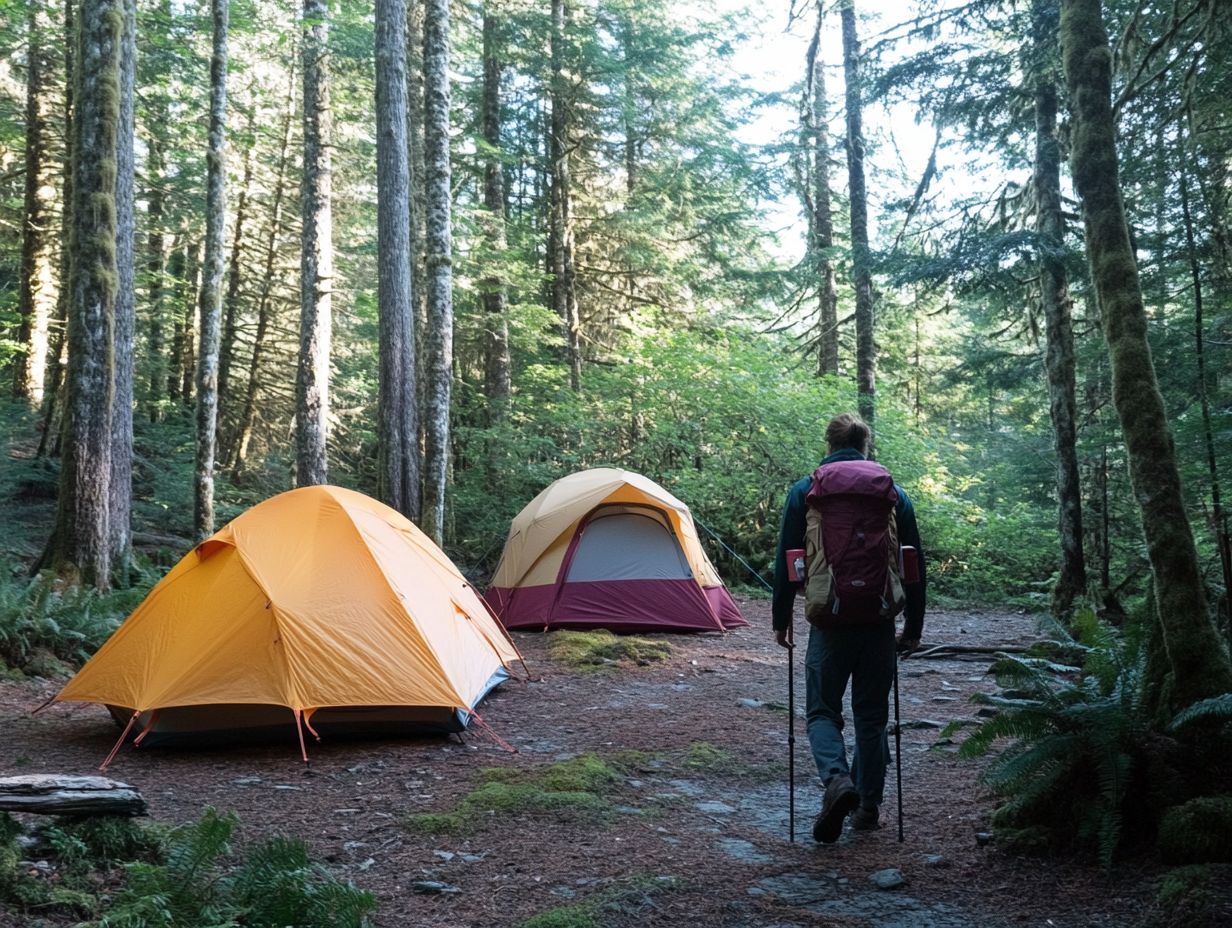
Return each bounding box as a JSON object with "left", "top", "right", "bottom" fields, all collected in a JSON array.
[
  {"left": 1061, "top": 0, "right": 1232, "bottom": 705},
  {"left": 481, "top": 2, "right": 511, "bottom": 430},
  {"left": 841, "top": 0, "right": 874, "bottom": 427},
  {"left": 408, "top": 0, "right": 428, "bottom": 502},
  {"left": 805, "top": 8, "right": 839, "bottom": 377},
  {"left": 143, "top": 131, "right": 167, "bottom": 422},
  {"left": 421, "top": 0, "right": 453, "bottom": 544},
  {"left": 109, "top": 0, "right": 137, "bottom": 578},
  {"left": 45, "top": 0, "right": 123, "bottom": 588},
  {"left": 14, "top": 1, "right": 59, "bottom": 408},
  {"left": 1179, "top": 157, "right": 1232, "bottom": 623},
  {"left": 231, "top": 62, "right": 296, "bottom": 475},
  {"left": 376, "top": 0, "right": 419, "bottom": 519},
  {"left": 37, "top": 0, "right": 75, "bottom": 461},
  {"left": 1033, "top": 0, "right": 1085, "bottom": 618},
  {"left": 297, "top": 0, "right": 333, "bottom": 487},
  {"left": 216, "top": 108, "right": 254, "bottom": 452},
  {"left": 194, "top": 0, "right": 229, "bottom": 541},
  {"left": 550, "top": 0, "right": 581, "bottom": 391}
]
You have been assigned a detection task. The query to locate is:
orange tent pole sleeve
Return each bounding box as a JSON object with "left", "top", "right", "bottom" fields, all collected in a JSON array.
[
  {"left": 303, "top": 708, "right": 322, "bottom": 742},
  {"left": 468, "top": 710, "right": 517, "bottom": 754},
  {"left": 99, "top": 710, "right": 140, "bottom": 772},
  {"left": 293, "top": 709, "right": 310, "bottom": 764},
  {"left": 133, "top": 710, "right": 162, "bottom": 747}
]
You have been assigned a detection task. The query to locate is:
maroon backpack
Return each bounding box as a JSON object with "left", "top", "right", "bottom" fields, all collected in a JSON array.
[{"left": 802, "top": 459, "right": 906, "bottom": 626}]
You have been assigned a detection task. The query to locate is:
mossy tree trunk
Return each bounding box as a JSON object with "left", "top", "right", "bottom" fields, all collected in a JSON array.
[
  {"left": 109, "top": 0, "right": 136, "bottom": 577},
  {"left": 46, "top": 0, "right": 124, "bottom": 589},
  {"left": 407, "top": 0, "right": 428, "bottom": 502},
  {"left": 1032, "top": 0, "right": 1085, "bottom": 619},
  {"left": 1060, "top": 0, "right": 1232, "bottom": 705},
  {"left": 550, "top": 0, "right": 581, "bottom": 392}
]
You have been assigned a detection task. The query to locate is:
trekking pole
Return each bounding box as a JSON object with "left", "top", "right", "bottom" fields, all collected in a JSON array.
[
  {"left": 788, "top": 623, "right": 795, "bottom": 842},
  {"left": 893, "top": 651, "right": 904, "bottom": 843}
]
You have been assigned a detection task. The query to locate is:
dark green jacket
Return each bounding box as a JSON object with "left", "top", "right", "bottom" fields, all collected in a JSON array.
[{"left": 772, "top": 448, "right": 927, "bottom": 639}]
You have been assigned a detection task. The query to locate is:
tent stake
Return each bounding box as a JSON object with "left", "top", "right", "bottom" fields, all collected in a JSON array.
[{"left": 100, "top": 711, "right": 140, "bottom": 772}]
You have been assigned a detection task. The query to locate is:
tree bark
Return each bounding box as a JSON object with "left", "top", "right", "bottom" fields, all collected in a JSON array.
[
  {"left": 45, "top": 0, "right": 124, "bottom": 588},
  {"left": 421, "top": 0, "right": 453, "bottom": 543},
  {"left": 37, "top": 0, "right": 75, "bottom": 461},
  {"left": 194, "top": 0, "right": 229, "bottom": 541},
  {"left": 376, "top": 0, "right": 419, "bottom": 519},
  {"left": 15, "top": 1, "right": 59, "bottom": 408},
  {"left": 550, "top": 0, "right": 581, "bottom": 391},
  {"left": 231, "top": 63, "right": 296, "bottom": 476},
  {"left": 297, "top": 0, "right": 333, "bottom": 487},
  {"left": 109, "top": 0, "right": 136, "bottom": 578},
  {"left": 481, "top": 2, "right": 512, "bottom": 429},
  {"left": 1033, "top": 0, "right": 1085, "bottom": 618},
  {"left": 1179, "top": 157, "right": 1232, "bottom": 622},
  {"left": 1061, "top": 0, "right": 1232, "bottom": 705},
  {"left": 805, "top": 8, "right": 839, "bottom": 377},
  {"left": 408, "top": 0, "right": 428, "bottom": 499},
  {"left": 216, "top": 109, "right": 254, "bottom": 452},
  {"left": 143, "top": 130, "right": 167, "bottom": 423},
  {"left": 841, "top": 0, "right": 874, "bottom": 428}
]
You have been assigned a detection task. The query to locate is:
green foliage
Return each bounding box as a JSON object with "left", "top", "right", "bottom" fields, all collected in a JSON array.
[
  {"left": 46, "top": 815, "right": 161, "bottom": 869},
  {"left": 545, "top": 630, "right": 672, "bottom": 670},
  {"left": 1149, "top": 865, "right": 1219, "bottom": 928},
  {"left": 1158, "top": 798, "right": 1232, "bottom": 865},
  {"left": 957, "top": 610, "right": 1172, "bottom": 866},
  {"left": 683, "top": 742, "right": 742, "bottom": 775},
  {"left": 94, "top": 807, "right": 375, "bottom": 928},
  {"left": 0, "top": 565, "right": 149, "bottom": 672}
]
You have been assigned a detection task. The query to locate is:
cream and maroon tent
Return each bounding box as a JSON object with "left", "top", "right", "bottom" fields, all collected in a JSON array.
[
  {"left": 485, "top": 468, "right": 746, "bottom": 633},
  {"left": 55, "top": 486, "right": 520, "bottom": 758}
]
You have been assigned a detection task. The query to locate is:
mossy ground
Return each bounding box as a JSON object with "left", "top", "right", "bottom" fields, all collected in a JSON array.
[{"left": 545, "top": 630, "right": 672, "bottom": 670}]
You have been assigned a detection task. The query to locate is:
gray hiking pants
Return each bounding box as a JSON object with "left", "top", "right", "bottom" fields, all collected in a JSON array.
[{"left": 804, "top": 621, "right": 896, "bottom": 808}]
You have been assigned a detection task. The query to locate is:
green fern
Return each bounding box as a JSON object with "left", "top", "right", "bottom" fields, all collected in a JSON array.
[
  {"left": 954, "top": 611, "right": 1166, "bottom": 865},
  {"left": 1169, "top": 694, "right": 1232, "bottom": 731}
]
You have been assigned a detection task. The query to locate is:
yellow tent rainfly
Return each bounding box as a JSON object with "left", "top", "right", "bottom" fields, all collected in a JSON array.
[
  {"left": 55, "top": 486, "right": 521, "bottom": 766},
  {"left": 486, "top": 468, "right": 746, "bottom": 633}
]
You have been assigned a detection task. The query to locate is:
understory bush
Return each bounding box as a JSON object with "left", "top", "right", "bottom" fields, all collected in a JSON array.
[
  {"left": 0, "top": 565, "right": 149, "bottom": 673},
  {"left": 1, "top": 807, "right": 375, "bottom": 927},
  {"left": 955, "top": 609, "right": 1231, "bottom": 866}
]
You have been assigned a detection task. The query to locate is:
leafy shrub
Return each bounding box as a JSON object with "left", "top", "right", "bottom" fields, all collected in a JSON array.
[
  {"left": 0, "top": 564, "right": 150, "bottom": 672},
  {"left": 957, "top": 610, "right": 1179, "bottom": 866},
  {"left": 93, "top": 807, "right": 375, "bottom": 928},
  {"left": 1158, "top": 798, "right": 1232, "bottom": 864}
]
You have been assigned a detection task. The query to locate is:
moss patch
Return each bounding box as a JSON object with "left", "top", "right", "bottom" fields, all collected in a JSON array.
[
  {"left": 546, "top": 630, "right": 672, "bottom": 670},
  {"left": 522, "top": 875, "right": 681, "bottom": 928},
  {"left": 683, "top": 741, "right": 743, "bottom": 775},
  {"left": 407, "top": 754, "right": 630, "bottom": 835}
]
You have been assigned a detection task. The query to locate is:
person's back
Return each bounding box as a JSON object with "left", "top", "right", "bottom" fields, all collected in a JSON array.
[{"left": 772, "top": 413, "right": 927, "bottom": 841}]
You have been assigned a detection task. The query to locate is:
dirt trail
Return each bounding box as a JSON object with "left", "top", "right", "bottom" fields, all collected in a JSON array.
[{"left": 0, "top": 603, "right": 1171, "bottom": 926}]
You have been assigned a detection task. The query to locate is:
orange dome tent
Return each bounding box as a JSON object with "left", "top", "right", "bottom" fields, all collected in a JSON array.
[
  {"left": 486, "top": 468, "right": 746, "bottom": 633},
  {"left": 55, "top": 486, "right": 520, "bottom": 765}
]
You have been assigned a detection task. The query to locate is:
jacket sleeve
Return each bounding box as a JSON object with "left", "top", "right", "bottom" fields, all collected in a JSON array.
[
  {"left": 895, "top": 487, "right": 927, "bottom": 640},
  {"left": 772, "top": 479, "right": 809, "bottom": 632}
]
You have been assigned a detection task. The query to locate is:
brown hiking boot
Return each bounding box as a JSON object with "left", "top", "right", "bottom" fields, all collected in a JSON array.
[
  {"left": 850, "top": 804, "right": 880, "bottom": 831},
  {"left": 812, "top": 774, "right": 858, "bottom": 843}
]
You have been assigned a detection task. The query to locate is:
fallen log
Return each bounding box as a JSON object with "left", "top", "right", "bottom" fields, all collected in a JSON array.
[
  {"left": 0, "top": 775, "right": 147, "bottom": 817},
  {"left": 911, "top": 644, "right": 1034, "bottom": 660}
]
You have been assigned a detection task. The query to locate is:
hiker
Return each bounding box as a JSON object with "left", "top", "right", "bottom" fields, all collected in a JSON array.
[{"left": 772, "top": 413, "right": 926, "bottom": 842}]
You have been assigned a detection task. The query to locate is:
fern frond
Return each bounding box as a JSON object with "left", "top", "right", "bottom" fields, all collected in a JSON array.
[{"left": 1169, "top": 693, "right": 1232, "bottom": 731}]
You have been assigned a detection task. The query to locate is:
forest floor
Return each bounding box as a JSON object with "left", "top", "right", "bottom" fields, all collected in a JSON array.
[{"left": 2, "top": 600, "right": 1228, "bottom": 928}]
